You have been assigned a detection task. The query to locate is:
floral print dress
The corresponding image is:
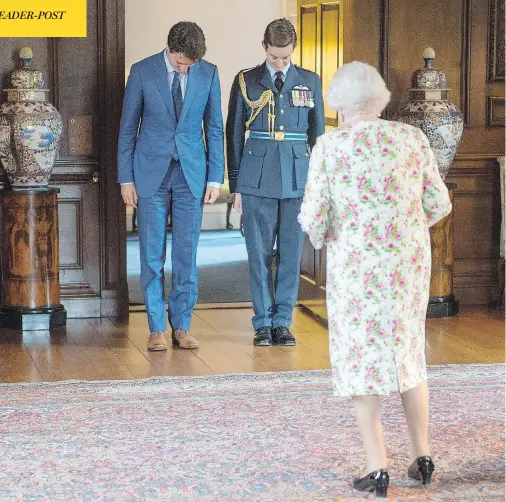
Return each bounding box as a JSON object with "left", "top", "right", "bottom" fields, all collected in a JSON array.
[{"left": 298, "top": 120, "right": 452, "bottom": 396}]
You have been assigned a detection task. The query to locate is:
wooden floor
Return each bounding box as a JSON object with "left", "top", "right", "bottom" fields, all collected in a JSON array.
[{"left": 0, "top": 306, "right": 503, "bottom": 383}]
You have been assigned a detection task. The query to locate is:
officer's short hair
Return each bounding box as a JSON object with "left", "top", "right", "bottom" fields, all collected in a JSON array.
[
  {"left": 263, "top": 19, "right": 297, "bottom": 49},
  {"left": 167, "top": 22, "right": 206, "bottom": 62}
]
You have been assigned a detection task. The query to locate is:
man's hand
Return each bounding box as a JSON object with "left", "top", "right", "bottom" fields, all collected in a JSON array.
[
  {"left": 204, "top": 186, "right": 220, "bottom": 204},
  {"left": 232, "top": 193, "right": 242, "bottom": 214},
  {"left": 121, "top": 184, "right": 138, "bottom": 208}
]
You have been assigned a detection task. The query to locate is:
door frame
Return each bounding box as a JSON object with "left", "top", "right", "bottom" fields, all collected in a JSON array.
[{"left": 98, "top": 0, "right": 129, "bottom": 317}]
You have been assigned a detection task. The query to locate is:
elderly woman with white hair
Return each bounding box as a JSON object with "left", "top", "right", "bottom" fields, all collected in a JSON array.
[{"left": 298, "top": 61, "right": 452, "bottom": 498}]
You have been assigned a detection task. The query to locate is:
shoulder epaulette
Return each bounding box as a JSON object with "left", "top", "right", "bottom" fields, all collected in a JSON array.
[
  {"left": 240, "top": 64, "right": 261, "bottom": 74},
  {"left": 293, "top": 65, "right": 315, "bottom": 75}
]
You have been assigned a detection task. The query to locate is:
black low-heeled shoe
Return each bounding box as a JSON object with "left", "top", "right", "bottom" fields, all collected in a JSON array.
[
  {"left": 408, "top": 456, "right": 435, "bottom": 485},
  {"left": 352, "top": 469, "right": 389, "bottom": 498}
]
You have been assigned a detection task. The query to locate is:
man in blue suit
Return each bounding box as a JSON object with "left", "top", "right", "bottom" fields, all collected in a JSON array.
[
  {"left": 118, "top": 22, "right": 224, "bottom": 351},
  {"left": 227, "top": 19, "right": 325, "bottom": 346}
]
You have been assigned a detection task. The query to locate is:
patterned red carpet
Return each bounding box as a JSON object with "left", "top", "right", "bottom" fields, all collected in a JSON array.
[{"left": 0, "top": 364, "right": 503, "bottom": 501}]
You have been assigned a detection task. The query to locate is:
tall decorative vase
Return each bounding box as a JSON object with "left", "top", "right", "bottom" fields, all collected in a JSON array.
[
  {"left": 397, "top": 48, "right": 463, "bottom": 318},
  {"left": 0, "top": 48, "right": 66, "bottom": 331},
  {"left": 397, "top": 47, "right": 464, "bottom": 180},
  {"left": 0, "top": 47, "right": 63, "bottom": 188}
]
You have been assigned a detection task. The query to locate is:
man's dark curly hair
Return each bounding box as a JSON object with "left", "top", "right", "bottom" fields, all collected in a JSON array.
[{"left": 167, "top": 21, "right": 206, "bottom": 62}]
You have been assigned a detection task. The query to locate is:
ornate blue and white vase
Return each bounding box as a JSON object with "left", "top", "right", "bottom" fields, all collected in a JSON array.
[
  {"left": 0, "top": 47, "right": 62, "bottom": 189},
  {"left": 397, "top": 48, "right": 464, "bottom": 180}
]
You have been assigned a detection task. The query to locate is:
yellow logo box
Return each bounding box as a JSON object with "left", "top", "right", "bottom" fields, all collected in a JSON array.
[{"left": 0, "top": 0, "right": 86, "bottom": 37}]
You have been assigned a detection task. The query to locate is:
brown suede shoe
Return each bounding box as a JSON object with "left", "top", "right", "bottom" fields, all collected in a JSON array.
[
  {"left": 147, "top": 331, "right": 167, "bottom": 351},
  {"left": 171, "top": 329, "right": 199, "bottom": 349}
]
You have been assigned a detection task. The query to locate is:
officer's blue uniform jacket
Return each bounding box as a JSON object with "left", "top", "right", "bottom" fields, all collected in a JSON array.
[{"left": 226, "top": 62, "right": 325, "bottom": 199}]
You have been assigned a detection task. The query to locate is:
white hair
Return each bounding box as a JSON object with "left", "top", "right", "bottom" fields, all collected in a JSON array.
[{"left": 326, "top": 61, "right": 391, "bottom": 116}]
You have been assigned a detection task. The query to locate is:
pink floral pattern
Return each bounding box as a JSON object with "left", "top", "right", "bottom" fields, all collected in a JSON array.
[{"left": 298, "top": 120, "right": 452, "bottom": 396}]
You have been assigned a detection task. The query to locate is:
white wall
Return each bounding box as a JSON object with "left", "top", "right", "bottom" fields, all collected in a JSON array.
[
  {"left": 125, "top": 0, "right": 284, "bottom": 117},
  {"left": 284, "top": 0, "right": 298, "bottom": 23}
]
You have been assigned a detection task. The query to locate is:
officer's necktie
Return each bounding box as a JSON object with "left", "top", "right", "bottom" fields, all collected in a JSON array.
[
  {"left": 274, "top": 71, "right": 284, "bottom": 92},
  {"left": 172, "top": 71, "right": 183, "bottom": 121}
]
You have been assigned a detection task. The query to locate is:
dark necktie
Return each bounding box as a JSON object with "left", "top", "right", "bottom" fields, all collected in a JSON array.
[
  {"left": 171, "top": 72, "right": 183, "bottom": 161},
  {"left": 275, "top": 71, "right": 284, "bottom": 92},
  {"left": 172, "top": 72, "right": 183, "bottom": 121}
]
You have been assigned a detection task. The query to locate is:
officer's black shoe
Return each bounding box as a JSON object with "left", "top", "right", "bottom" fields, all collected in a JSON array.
[
  {"left": 272, "top": 327, "right": 296, "bottom": 346},
  {"left": 253, "top": 326, "right": 272, "bottom": 346}
]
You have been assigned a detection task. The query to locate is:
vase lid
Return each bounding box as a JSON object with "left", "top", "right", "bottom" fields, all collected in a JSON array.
[
  {"left": 409, "top": 47, "right": 448, "bottom": 91},
  {"left": 8, "top": 47, "right": 45, "bottom": 91}
]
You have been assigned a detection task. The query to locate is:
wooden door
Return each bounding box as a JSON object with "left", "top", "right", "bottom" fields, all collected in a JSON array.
[
  {"left": 297, "top": 0, "right": 345, "bottom": 315},
  {"left": 298, "top": 0, "right": 344, "bottom": 127}
]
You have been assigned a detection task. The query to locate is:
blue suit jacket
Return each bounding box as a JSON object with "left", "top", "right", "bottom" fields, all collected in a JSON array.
[
  {"left": 118, "top": 51, "right": 224, "bottom": 198},
  {"left": 226, "top": 63, "right": 325, "bottom": 199}
]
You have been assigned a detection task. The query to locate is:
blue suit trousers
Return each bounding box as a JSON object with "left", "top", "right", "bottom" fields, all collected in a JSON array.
[{"left": 137, "top": 160, "right": 203, "bottom": 333}]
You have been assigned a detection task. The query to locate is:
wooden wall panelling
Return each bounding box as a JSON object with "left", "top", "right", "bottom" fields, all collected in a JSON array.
[
  {"left": 0, "top": 0, "right": 128, "bottom": 318},
  {"left": 487, "top": 0, "right": 505, "bottom": 83},
  {"left": 54, "top": 178, "right": 101, "bottom": 318},
  {"left": 340, "top": 0, "right": 354, "bottom": 65},
  {"left": 462, "top": 0, "right": 504, "bottom": 152},
  {"left": 453, "top": 0, "right": 504, "bottom": 305},
  {"left": 48, "top": 39, "right": 60, "bottom": 110},
  {"left": 378, "top": 0, "right": 390, "bottom": 86},
  {"left": 55, "top": 1, "right": 99, "bottom": 159},
  {"left": 297, "top": 0, "right": 504, "bottom": 312},
  {"left": 387, "top": 0, "right": 464, "bottom": 121},
  {"left": 460, "top": 0, "right": 472, "bottom": 124},
  {"left": 46, "top": 1, "right": 102, "bottom": 317},
  {"left": 446, "top": 157, "right": 501, "bottom": 305},
  {"left": 364, "top": 0, "right": 503, "bottom": 307},
  {"left": 487, "top": 96, "right": 506, "bottom": 126},
  {"left": 486, "top": 0, "right": 505, "bottom": 129},
  {"left": 381, "top": 0, "right": 505, "bottom": 152},
  {"left": 350, "top": 0, "right": 381, "bottom": 69}
]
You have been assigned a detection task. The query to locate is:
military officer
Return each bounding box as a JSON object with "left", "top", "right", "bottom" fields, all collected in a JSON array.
[{"left": 226, "top": 18, "right": 325, "bottom": 346}]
